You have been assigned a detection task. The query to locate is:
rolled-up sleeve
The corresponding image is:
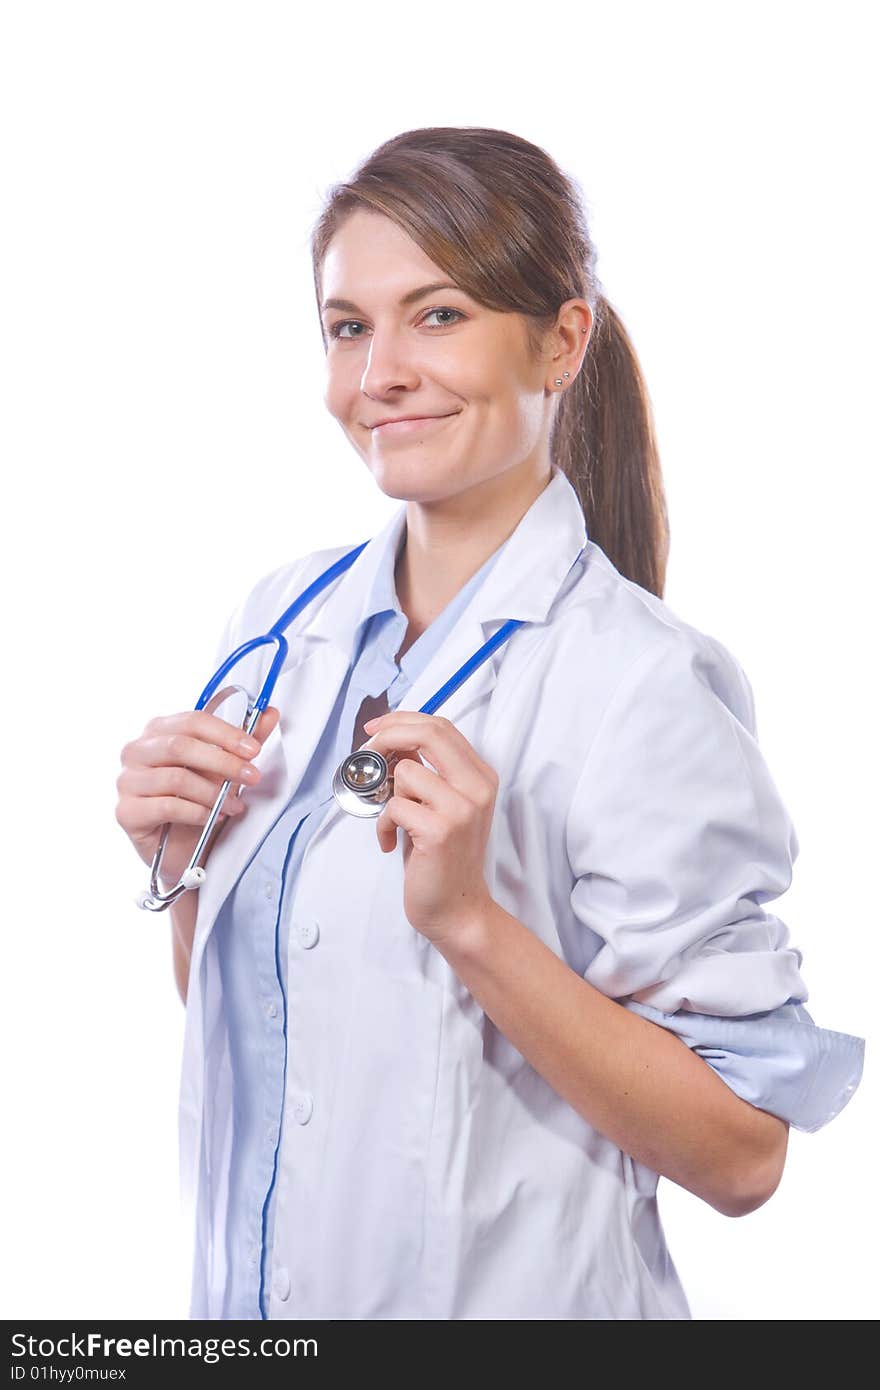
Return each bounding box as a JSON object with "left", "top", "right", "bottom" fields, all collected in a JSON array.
[{"left": 565, "top": 629, "right": 865, "bottom": 1133}]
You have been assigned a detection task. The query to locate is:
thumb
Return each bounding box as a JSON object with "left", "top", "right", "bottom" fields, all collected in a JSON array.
[
  {"left": 375, "top": 809, "right": 398, "bottom": 855},
  {"left": 250, "top": 705, "right": 281, "bottom": 746}
]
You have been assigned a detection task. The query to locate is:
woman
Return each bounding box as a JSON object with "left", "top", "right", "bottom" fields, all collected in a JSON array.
[{"left": 116, "top": 126, "right": 865, "bottom": 1321}]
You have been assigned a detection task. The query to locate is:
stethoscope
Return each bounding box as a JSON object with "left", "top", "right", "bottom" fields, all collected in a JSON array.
[{"left": 137, "top": 542, "right": 526, "bottom": 913}]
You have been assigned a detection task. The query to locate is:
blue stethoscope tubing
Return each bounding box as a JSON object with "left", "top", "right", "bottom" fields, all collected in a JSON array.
[{"left": 137, "top": 541, "right": 525, "bottom": 912}]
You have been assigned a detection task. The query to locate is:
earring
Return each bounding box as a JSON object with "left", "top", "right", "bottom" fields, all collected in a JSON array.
[{"left": 555, "top": 333, "right": 585, "bottom": 388}]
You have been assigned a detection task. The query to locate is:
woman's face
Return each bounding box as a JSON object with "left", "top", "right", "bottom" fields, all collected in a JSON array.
[{"left": 319, "top": 209, "right": 557, "bottom": 506}]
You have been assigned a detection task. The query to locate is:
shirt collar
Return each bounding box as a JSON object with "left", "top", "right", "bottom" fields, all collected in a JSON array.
[
  {"left": 304, "top": 464, "right": 589, "bottom": 654},
  {"left": 353, "top": 508, "right": 510, "bottom": 642},
  {"left": 357, "top": 529, "right": 406, "bottom": 633}
]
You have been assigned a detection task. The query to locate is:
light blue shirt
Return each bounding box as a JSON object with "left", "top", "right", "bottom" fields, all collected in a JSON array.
[{"left": 213, "top": 524, "right": 861, "bottom": 1321}]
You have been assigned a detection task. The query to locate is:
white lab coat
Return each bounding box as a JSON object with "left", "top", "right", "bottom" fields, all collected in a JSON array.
[{"left": 178, "top": 465, "right": 841, "bottom": 1320}]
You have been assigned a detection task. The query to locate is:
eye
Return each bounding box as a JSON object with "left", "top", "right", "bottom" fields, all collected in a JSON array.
[
  {"left": 326, "top": 307, "right": 465, "bottom": 340},
  {"left": 422, "top": 308, "right": 464, "bottom": 329},
  {"left": 327, "top": 319, "right": 365, "bottom": 341}
]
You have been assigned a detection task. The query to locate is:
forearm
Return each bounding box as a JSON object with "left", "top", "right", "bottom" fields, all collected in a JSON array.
[{"left": 435, "top": 899, "right": 788, "bottom": 1217}]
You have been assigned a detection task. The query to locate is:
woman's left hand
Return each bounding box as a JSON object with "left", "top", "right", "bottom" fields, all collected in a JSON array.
[{"left": 361, "top": 711, "right": 498, "bottom": 948}]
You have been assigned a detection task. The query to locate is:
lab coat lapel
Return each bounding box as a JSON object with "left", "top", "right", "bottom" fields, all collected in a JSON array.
[
  {"left": 182, "top": 636, "right": 355, "bottom": 1229},
  {"left": 188, "top": 641, "right": 351, "bottom": 965}
]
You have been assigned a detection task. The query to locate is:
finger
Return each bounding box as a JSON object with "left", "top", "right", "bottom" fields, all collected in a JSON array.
[
  {"left": 364, "top": 711, "right": 497, "bottom": 780},
  {"left": 127, "top": 729, "right": 265, "bottom": 790},
  {"left": 375, "top": 793, "right": 434, "bottom": 851},
  {"left": 116, "top": 793, "right": 236, "bottom": 836},
  {"left": 201, "top": 701, "right": 281, "bottom": 750},
  {"left": 117, "top": 764, "right": 248, "bottom": 814},
  {"left": 389, "top": 754, "right": 464, "bottom": 819},
  {"left": 250, "top": 705, "right": 280, "bottom": 746},
  {"left": 142, "top": 707, "right": 273, "bottom": 760},
  {"left": 363, "top": 716, "right": 492, "bottom": 804}
]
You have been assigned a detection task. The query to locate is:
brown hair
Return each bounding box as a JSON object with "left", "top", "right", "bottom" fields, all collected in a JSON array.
[{"left": 310, "top": 126, "right": 669, "bottom": 598}]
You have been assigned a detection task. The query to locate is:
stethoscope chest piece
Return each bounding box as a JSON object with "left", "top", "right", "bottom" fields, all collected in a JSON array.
[{"left": 332, "top": 748, "right": 397, "bottom": 818}]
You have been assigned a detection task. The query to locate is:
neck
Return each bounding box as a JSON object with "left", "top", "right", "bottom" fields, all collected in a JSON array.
[{"left": 394, "top": 464, "right": 553, "bottom": 635}]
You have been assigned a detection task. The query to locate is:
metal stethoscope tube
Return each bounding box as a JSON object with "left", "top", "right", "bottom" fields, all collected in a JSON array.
[{"left": 138, "top": 545, "right": 369, "bottom": 913}]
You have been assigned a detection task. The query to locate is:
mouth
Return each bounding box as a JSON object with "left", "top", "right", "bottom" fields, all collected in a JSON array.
[{"left": 371, "top": 412, "right": 460, "bottom": 437}]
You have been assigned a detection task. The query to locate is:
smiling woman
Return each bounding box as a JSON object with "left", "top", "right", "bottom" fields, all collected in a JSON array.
[
  {"left": 316, "top": 207, "right": 602, "bottom": 587},
  {"left": 116, "top": 125, "right": 865, "bottom": 1323}
]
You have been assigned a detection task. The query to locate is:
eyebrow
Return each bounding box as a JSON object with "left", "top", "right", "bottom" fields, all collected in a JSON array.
[{"left": 320, "top": 281, "right": 464, "bottom": 316}]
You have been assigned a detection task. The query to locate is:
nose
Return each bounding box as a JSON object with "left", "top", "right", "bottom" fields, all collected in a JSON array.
[{"left": 359, "top": 326, "right": 421, "bottom": 398}]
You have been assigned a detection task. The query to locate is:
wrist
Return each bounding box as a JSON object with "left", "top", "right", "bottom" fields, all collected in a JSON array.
[{"left": 432, "top": 892, "right": 498, "bottom": 963}]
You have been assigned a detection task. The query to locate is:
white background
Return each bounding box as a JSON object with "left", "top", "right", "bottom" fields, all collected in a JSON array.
[{"left": 2, "top": 0, "right": 876, "bottom": 1321}]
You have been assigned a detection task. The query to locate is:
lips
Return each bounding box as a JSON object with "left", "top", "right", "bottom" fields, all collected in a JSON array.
[
  {"left": 371, "top": 412, "right": 457, "bottom": 429},
  {"left": 370, "top": 412, "right": 460, "bottom": 438}
]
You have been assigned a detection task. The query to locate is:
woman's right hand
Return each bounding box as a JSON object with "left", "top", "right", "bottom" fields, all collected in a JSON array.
[{"left": 115, "top": 705, "right": 281, "bottom": 889}]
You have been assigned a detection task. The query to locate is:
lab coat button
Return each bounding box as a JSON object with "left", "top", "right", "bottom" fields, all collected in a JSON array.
[
  {"left": 266, "top": 1000, "right": 278, "bottom": 1019},
  {"left": 264, "top": 881, "right": 275, "bottom": 900},
  {"left": 297, "top": 920, "right": 320, "bottom": 949},
  {"left": 273, "top": 1266, "right": 291, "bottom": 1301},
  {"left": 292, "top": 1092, "right": 313, "bottom": 1124}
]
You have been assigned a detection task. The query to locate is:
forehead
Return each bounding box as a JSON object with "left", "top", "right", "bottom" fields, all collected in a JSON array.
[{"left": 321, "top": 210, "right": 449, "bottom": 294}]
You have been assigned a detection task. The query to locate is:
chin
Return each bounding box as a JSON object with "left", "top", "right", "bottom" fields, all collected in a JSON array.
[{"left": 360, "top": 450, "right": 466, "bottom": 503}]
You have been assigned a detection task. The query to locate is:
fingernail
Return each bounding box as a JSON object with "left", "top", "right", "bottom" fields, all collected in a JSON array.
[
  {"left": 239, "top": 738, "right": 259, "bottom": 754},
  {"left": 364, "top": 717, "right": 379, "bottom": 729}
]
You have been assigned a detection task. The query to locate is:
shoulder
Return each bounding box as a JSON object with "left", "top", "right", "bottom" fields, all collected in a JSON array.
[
  {"left": 563, "top": 550, "right": 795, "bottom": 868},
  {"left": 560, "top": 539, "right": 758, "bottom": 736}
]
